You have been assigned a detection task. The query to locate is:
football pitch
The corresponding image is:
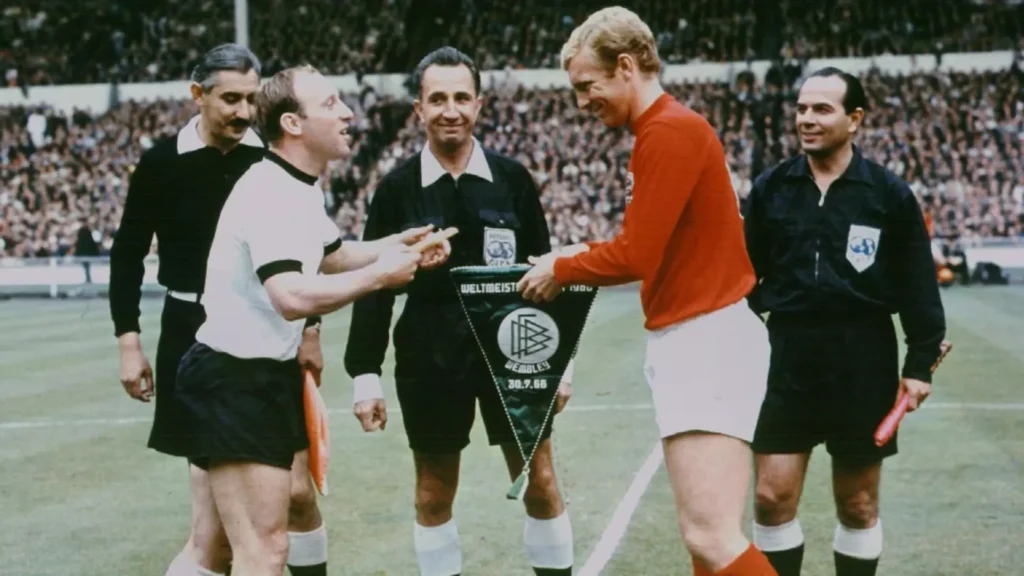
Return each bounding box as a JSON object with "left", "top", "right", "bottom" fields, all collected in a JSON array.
[{"left": 1, "top": 285, "right": 1023, "bottom": 575}]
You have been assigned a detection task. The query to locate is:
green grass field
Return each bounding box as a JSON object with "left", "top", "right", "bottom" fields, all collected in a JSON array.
[{"left": 1, "top": 285, "right": 1023, "bottom": 575}]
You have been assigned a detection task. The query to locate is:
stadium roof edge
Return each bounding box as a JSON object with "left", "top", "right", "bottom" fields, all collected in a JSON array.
[{"left": 0, "top": 50, "right": 1016, "bottom": 116}]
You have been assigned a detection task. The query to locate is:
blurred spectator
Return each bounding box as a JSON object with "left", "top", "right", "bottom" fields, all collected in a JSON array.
[
  {"left": 10, "top": 0, "right": 1021, "bottom": 85},
  {"left": 1, "top": 67, "right": 1022, "bottom": 257}
]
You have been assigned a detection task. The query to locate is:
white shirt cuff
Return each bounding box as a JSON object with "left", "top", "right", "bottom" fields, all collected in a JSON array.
[
  {"left": 352, "top": 374, "right": 384, "bottom": 405},
  {"left": 561, "top": 359, "right": 575, "bottom": 384}
]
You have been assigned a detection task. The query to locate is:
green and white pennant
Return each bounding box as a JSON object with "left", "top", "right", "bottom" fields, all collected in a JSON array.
[{"left": 449, "top": 265, "right": 599, "bottom": 500}]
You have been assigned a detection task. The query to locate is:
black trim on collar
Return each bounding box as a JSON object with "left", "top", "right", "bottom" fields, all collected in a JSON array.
[{"left": 266, "top": 152, "right": 319, "bottom": 185}]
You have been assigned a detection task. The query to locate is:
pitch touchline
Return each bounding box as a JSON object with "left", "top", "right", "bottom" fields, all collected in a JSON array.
[
  {"left": 2, "top": 402, "right": 1023, "bottom": 429},
  {"left": 578, "top": 442, "right": 663, "bottom": 576}
]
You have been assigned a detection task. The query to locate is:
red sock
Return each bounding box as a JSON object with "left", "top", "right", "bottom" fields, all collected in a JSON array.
[
  {"left": 716, "top": 544, "right": 778, "bottom": 576},
  {"left": 692, "top": 556, "right": 714, "bottom": 576}
]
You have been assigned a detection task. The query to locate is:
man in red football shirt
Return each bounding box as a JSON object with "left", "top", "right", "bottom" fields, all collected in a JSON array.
[{"left": 518, "top": 7, "right": 776, "bottom": 576}]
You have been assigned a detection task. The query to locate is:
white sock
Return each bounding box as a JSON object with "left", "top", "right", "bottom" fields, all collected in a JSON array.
[
  {"left": 288, "top": 523, "right": 329, "bottom": 566},
  {"left": 414, "top": 519, "right": 462, "bottom": 576},
  {"left": 753, "top": 518, "right": 805, "bottom": 551},
  {"left": 833, "top": 519, "right": 883, "bottom": 560},
  {"left": 165, "top": 549, "right": 224, "bottom": 576},
  {"left": 523, "top": 511, "right": 574, "bottom": 569}
]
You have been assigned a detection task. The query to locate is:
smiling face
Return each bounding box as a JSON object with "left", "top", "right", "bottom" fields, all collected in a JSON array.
[
  {"left": 414, "top": 63, "right": 482, "bottom": 152},
  {"left": 566, "top": 47, "right": 633, "bottom": 128},
  {"left": 191, "top": 69, "right": 260, "bottom": 145},
  {"left": 796, "top": 75, "right": 864, "bottom": 157}
]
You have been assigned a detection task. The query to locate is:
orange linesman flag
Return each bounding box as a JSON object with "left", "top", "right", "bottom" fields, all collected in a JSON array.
[{"left": 303, "top": 369, "right": 330, "bottom": 495}]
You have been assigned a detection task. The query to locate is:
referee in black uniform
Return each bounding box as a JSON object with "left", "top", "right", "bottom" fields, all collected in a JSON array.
[
  {"left": 344, "top": 47, "right": 575, "bottom": 576},
  {"left": 743, "top": 67, "right": 946, "bottom": 576},
  {"left": 109, "top": 44, "right": 329, "bottom": 576}
]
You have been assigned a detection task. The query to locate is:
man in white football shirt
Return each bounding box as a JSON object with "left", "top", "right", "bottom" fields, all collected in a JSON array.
[{"left": 172, "top": 65, "right": 450, "bottom": 576}]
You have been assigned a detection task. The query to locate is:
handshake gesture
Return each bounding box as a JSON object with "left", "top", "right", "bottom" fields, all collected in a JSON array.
[{"left": 372, "top": 225, "right": 457, "bottom": 288}]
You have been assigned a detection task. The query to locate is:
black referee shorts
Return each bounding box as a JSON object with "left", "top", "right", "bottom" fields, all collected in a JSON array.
[
  {"left": 174, "top": 342, "right": 307, "bottom": 470},
  {"left": 752, "top": 311, "right": 901, "bottom": 463},
  {"left": 392, "top": 305, "right": 554, "bottom": 454},
  {"left": 148, "top": 294, "right": 206, "bottom": 457}
]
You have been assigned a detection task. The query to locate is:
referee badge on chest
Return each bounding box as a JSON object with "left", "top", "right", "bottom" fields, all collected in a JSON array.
[
  {"left": 846, "top": 224, "right": 881, "bottom": 272},
  {"left": 484, "top": 227, "right": 517, "bottom": 267}
]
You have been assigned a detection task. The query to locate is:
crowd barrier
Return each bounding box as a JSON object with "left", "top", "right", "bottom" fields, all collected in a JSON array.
[
  {"left": 1, "top": 241, "right": 1021, "bottom": 300},
  {"left": 0, "top": 256, "right": 162, "bottom": 298}
]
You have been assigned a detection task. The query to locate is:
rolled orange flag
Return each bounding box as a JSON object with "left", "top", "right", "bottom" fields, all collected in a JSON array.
[
  {"left": 303, "top": 369, "right": 330, "bottom": 495},
  {"left": 873, "top": 340, "right": 952, "bottom": 447}
]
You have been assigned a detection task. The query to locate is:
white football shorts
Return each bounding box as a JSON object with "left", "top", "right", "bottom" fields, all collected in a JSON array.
[{"left": 642, "top": 298, "right": 770, "bottom": 443}]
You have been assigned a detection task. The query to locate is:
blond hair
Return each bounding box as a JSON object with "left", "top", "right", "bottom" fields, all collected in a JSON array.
[
  {"left": 255, "top": 64, "right": 320, "bottom": 143},
  {"left": 560, "top": 7, "right": 661, "bottom": 76}
]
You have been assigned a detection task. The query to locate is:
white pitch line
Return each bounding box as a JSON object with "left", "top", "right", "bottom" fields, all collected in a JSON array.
[
  {"left": 1, "top": 401, "right": 1022, "bottom": 430},
  {"left": 578, "top": 441, "right": 664, "bottom": 576}
]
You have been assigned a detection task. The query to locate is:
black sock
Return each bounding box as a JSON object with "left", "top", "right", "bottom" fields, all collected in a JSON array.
[
  {"left": 288, "top": 564, "right": 327, "bottom": 576},
  {"left": 534, "top": 568, "right": 571, "bottom": 576},
  {"left": 764, "top": 544, "right": 804, "bottom": 576},
  {"left": 834, "top": 552, "right": 879, "bottom": 576}
]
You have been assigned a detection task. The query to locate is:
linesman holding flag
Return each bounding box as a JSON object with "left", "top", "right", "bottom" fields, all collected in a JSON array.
[
  {"left": 344, "top": 47, "right": 577, "bottom": 576},
  {"left": 742, "top": 67, "right": 946, "bottom": 576}
]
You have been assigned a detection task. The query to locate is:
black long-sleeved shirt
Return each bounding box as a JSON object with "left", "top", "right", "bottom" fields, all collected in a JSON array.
[
  {"left": 743, "top": 147, "right": 946, "bottom": 382},
  {"left": 108, "top": 129, "right": 265, "bottom": 337},
  {"left": 343, "top": 147, "right": 551, "bottom": 379}
]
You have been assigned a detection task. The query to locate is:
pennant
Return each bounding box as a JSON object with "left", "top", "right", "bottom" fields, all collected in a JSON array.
[{"left": 450, "top": 265, "right": 598, "bottom": 499}]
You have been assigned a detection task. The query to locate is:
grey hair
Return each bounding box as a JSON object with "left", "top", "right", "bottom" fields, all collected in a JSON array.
[
  {"left": 410, "top": 46, "right": 481, "bottom": 98},
  {"left": 190, "top": 43, "right": 262, "bottom": 92}
]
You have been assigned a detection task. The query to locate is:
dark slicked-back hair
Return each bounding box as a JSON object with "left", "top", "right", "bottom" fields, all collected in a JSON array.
[
  {"left": 190, "top": 43, "right": 262, "bottom": 92},
  {"left": 805, "top": 66, "right": 868, "bottom": 114},
  {"left": 410, "top": 46, "right": 481, "bottom": 98}
]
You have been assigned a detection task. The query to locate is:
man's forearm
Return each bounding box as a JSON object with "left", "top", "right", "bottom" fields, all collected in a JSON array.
[
  {"left": 340, "top": 239, "right": 388, "bottom": 270},
  {"left": 321, "top": 238, "right": 393, "bottom": 274},
  {"left": 273, "top": 267, "right": 386, "bottom": 320}
]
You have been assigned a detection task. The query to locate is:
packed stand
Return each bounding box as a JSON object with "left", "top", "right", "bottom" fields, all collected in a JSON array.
[
  {"left": 2, "top": 65, "right": 1023, "bottom": 258},
  {"left": 1, "top": 0, "right": 236, "bottom": 86},
  {"left": 2, "top": 0, "right": 753, "bottom": 86},
  {"left": 11, "top": 0, "right": 1024, "bottom": 88},
  {"left": 777, "top": 0, "right": 1024, "bottom": 60},
  {"left": 0, "top": 88, "right": 409, "bottom": 258}
]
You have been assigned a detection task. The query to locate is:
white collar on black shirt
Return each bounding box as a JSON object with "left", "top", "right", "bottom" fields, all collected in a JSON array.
[
  {"left": 176, "top": 115, "right": 263, "bottom": 155},
  {"left": 420, "top": 137, "right": 493, "bottom": 187}
]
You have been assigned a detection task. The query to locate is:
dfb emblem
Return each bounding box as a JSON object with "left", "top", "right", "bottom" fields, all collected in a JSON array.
[
  {"left": 846, "top": 224, "right": 881, "bottom": 272},
  {"left": 484, "top": 227, "right": 516, "bottom": 267},
  {"left": 497, "top": 308, "right": 560, "bottom": 366}
]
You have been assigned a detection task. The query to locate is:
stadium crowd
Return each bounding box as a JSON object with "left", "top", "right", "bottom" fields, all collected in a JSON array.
[
  {"left": 2, "top": 61, "right": 1023, "bottom": 259},
  {"left": 3, "top": 0, "right": 1023, "bottom": 86}
]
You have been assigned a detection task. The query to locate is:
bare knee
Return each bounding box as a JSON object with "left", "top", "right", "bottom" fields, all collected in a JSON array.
[
  {"left": 522, "top": 465, "right": 563, "bottom": 519},
  {"left": 191, "top": 523, "right": 232, "bottom": 570},
  {"left": 679, "top": 522, "right": 743, "bottom": 567},
  {"left": 413, "top": 452, "right": 459, "bottom": 526},
  {"left": 288, "top": 474, "right": 320, "bottom": 529},
  {"left": 836, "top": 490, "right": 878, "bottom": 529},
  {"left": 415, "top": 485, "right": 455, "bottom": 525},
  {"left": 754, "top": 481, "right": 801, "bottom": 526},
  {"left": 753, "top": 454, "right": 809, "bottom": 526},
  {"left": 262, "top": 529, "right": 290, "bottom": 573},
  {"left": 833, "top": 459, "right": 881, "bottom": 529}
]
